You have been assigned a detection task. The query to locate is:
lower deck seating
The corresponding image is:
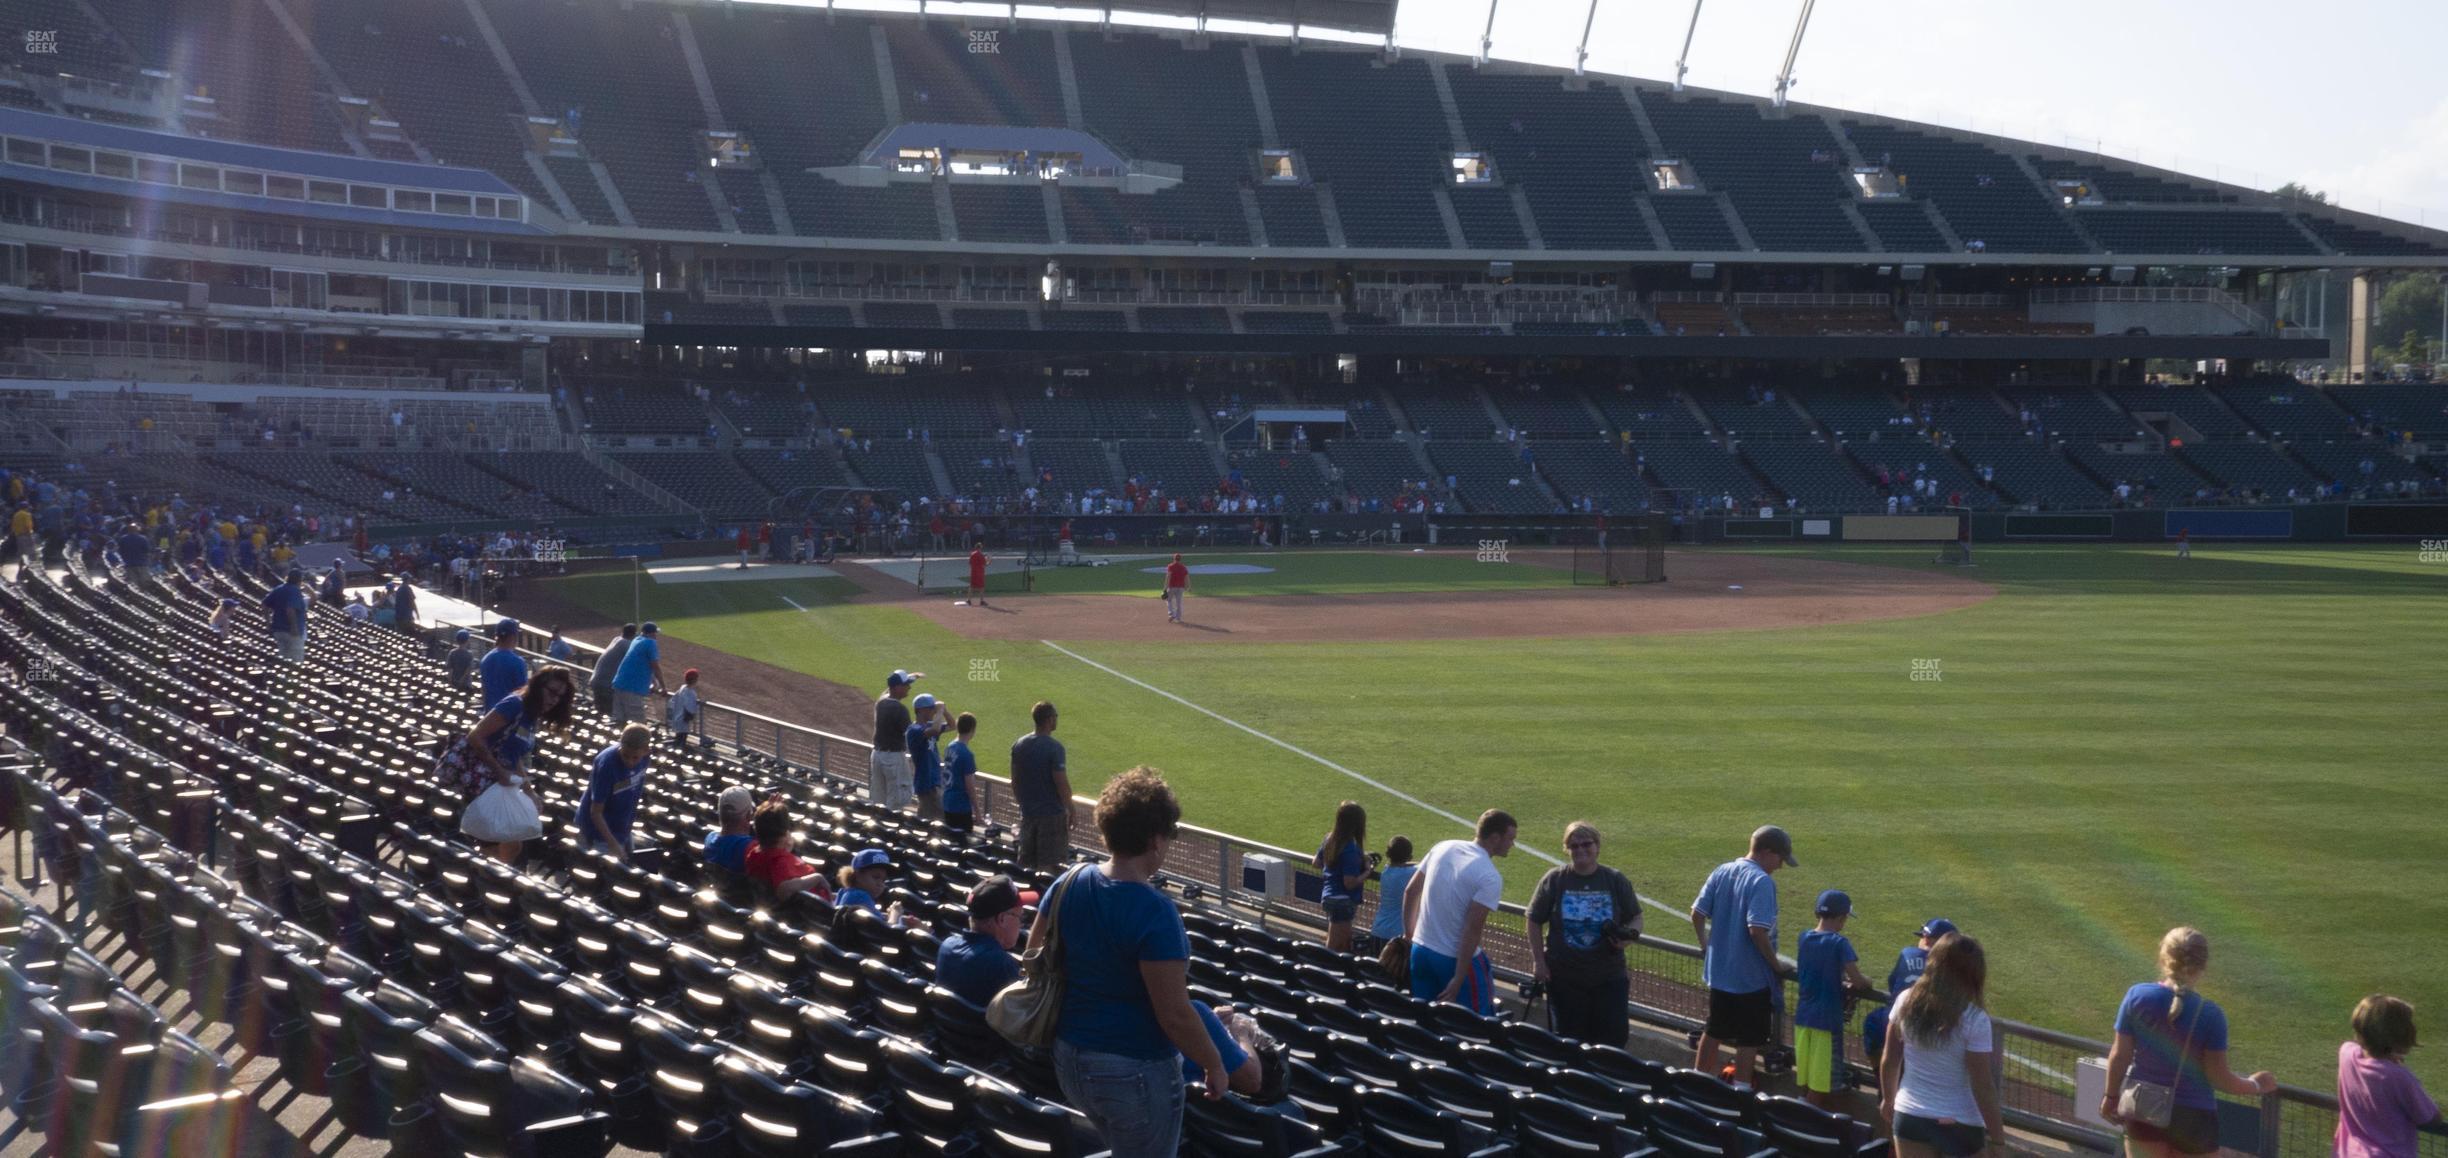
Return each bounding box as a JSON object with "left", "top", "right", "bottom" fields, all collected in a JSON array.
[
  {"left": 1739, "top": 444, "right": 1878, "bottom": 511},
  {"left": 1531, "top": 443, "right": 1654, "bottom": 513},
  {"left": 1634, "top": 441, "right": 1767, "bottom": 504},
  {"left": 2067, "top": 444, "right": 2209, "bottom": 501},
  {"left": 607, "top": 451, "right": 777, "bottom": 517},
  {"left": 2172, "top": 442, "right": 2325, "bottom": 496},
  {"left": 1953, "top": 441, "right": 2104, "bottom": 508},
  {"left": 1425, "top": 441, "right": 1551, "bottom": 513}
]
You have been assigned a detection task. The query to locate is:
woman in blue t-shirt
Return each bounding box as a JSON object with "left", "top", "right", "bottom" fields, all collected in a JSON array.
[
  {"left": 2099, "top": 927, "right": 2278, "bottom": 1157},
  {"left": 1021, "top": 768, "right": 1227, "bottom": 1158},
  {"left": 457, "top": 666, "right": 576, "bottom": 862},
  {"left": 1311, "top": 801, "right": 1368, "bottom": 953}
]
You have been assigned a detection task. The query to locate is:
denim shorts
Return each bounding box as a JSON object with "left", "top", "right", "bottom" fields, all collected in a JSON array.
[
  {"left": 1895, "top": 1112, "right": 1986, "bottom": 1157},
  {"left": 1321, "top": 896, "right": 1358, "bottom": 923},
  {"left": 1054, "top": 1038, "right": 1185, "bottom": 1158}
]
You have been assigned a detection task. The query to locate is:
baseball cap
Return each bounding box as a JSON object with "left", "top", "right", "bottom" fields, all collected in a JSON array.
[
  {"left": 850, "top": 848, "right": 894, "bottom": 872},
  {"left": 1815, "top": 889, "right": 1853, "bottom": 917},
  {"left": 1919, "top": 918, "right": 1958, "bottom": 939},
  {"left": 966, "top": 875, "right": 1039, "bottom": 921},
  {"left": 454, "top": 629, "right": 471, "bottom": 643},
  {"left": 886, "top": 669, "right": 922, "bottom": 687},
  {"left": 682, "top": 668, "right": 700, "bottom": 681},
  {"left": 493, "top": 618, "right": 520, "bottom": 638},
  {"left": 639, "top": 622, "right": 658, "bottom": 635},
  {"left": 1750, "top": 824, "right": 1798, "bottom": 866},
  {"left": 911, "top": 693, "right": 938, "bottom": 710}
]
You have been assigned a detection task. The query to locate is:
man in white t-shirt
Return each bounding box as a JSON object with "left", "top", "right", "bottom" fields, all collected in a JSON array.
[{"left": 1401, "top": 809, "right": 1517, "bottom": 1014}]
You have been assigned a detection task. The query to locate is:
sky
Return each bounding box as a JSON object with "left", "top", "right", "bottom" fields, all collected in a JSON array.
[{"left": 1385, "top": 0, "right": 2448, "bottom": 229}]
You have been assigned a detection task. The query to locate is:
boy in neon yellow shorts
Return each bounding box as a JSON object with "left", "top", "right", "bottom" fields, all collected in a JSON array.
[{"left": 1794, "top": 889, "right": 1873, "bottom": 1106}]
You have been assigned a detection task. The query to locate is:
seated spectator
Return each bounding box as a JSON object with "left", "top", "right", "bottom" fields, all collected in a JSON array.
[
  {"left": 936, "top": 875, "right": 1031, "bottom": 1006},
  {"left": 834, "top": 848, "right": 905, "bottom": 919},
  {"left": 743, "top": 800, "right": 832, "bottom": 903},
  {"left": 1185, "top": 1000, "right": 1277, "bottom": 1105},
  {"left": 702, "top": 786, "right": 758, "bottom": 873},
  {"left": 2336, "top": 995, "right": 2439, "bottom": 1158}
]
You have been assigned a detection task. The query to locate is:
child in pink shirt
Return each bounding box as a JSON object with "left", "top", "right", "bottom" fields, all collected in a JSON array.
[{"left": 2337, "top": 995, "right": 2440, "bottom": 1158}]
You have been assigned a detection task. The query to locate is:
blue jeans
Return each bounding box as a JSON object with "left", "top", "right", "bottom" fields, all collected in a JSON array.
[{"left": 1054, "top": 1039, "right": 1184, "bottom": 1158}]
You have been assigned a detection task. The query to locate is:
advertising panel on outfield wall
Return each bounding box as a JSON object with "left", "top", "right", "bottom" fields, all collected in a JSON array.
[
  {"left": 1843, "top": 515, "right": 1961, "bottom": 541},
  {"left": 2164, "top": 508, "right": 2294, "bottom": 538}
]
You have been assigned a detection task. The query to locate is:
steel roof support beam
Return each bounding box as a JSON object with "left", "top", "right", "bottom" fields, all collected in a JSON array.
[
  {"left": 1672, "top": 0, "right": 1703, "bottom": 92},
  {"left": 1771, "top": 0, "right": 1815, "bottom": 108},
  {"left": 1574, "top": 0, "right": 1599, "bottom": 76}
]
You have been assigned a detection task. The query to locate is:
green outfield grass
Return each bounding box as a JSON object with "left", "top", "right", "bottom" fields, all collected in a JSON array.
[
  {"left": 540, "top": 543, "right": 2448, "bottom": 1088},
  {"left": 1019, "top": 550, "right": 1577, "bottom": 597}
]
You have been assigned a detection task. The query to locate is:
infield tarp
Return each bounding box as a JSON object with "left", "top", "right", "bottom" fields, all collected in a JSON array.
[{"left": 1843, "top": 515, "right": 1960, "bottom": 541}]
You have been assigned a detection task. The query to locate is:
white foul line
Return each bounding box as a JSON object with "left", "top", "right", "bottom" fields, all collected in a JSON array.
[
  {"left": 781, "top": 596, "right": 808, "bottom": 611},
  {"left": 1040, "top": 639, "right": 1693, "bottom": 921}
]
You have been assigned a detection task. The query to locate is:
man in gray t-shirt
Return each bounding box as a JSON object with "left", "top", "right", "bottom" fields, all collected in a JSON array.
[
  {"left": 1008, "top": 700, "right": 1070, "bottom": 871},
  {"left": 590, "top": 624, "right": 635, "bottom": 713}
]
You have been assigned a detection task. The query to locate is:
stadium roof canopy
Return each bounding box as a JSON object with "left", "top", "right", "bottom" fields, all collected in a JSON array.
[
  {"left": 1098, "top": 0, "right": 1394, "bottom": 35},
  {"left": 797, "top": 0, "right": 1395, "bottom": 40}
]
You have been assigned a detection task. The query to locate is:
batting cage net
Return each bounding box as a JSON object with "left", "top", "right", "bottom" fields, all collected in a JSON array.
[
  {"left": 911, "top": 551, "right": 1034, "bottom": 596},
  {"left": 1571, "top": 514, "right": 1669, "bottom": 586}
]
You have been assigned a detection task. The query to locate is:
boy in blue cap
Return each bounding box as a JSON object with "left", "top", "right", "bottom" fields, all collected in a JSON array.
[
  {"left": 906, "top": 692, "right": 951, "bottom": 823},
  {"left": 1795, "top": 889, "right": 1871, "bottom": 1107},
  {"left": 1863, "top": 917, "right": 1955, "bottom": 1075}
]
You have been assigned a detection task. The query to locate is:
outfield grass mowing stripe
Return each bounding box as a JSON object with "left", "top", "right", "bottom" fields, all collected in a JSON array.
[{"left": 1042, "top": 639, "right": 1573, "bottom": 870}]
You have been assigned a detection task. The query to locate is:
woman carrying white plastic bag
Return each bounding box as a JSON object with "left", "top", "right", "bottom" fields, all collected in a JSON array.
[{"left": 447, "top": 665, "right": 578, "bottom": 862}]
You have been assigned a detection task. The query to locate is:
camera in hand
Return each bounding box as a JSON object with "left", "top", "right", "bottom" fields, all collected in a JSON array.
[{"left": 1603, "top": 920, "right": 1640, "bottom": 942}]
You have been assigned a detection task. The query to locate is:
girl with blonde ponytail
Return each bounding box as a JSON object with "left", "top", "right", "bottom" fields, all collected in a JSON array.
[{"left": 2101, "top": 927, "right": 2278, "bottom": 1157}]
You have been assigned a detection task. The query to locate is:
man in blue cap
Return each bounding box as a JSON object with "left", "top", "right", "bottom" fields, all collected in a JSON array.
[
  {"left": 870, "top": 669, "right": 922, "bottom": 810},
  {"left": 479, "top": 618, "right": 528, "bottom": 711}
]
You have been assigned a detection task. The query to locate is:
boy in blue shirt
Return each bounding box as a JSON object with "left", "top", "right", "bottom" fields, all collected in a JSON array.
[
  {"left": 941, "top": 712, "right": 979, "bottom": 834},
  {"left": 578, "top": 724, "right": 653, "bottom": 858},
  {"left": 1863, "top": 917, "right": 1954, "bottom": 1073},
  {"left": 1794, "top": 889, "right": 1871, "bottom": 1107},
  {"left": 906, "top": 693, "right": 950, "bottom": 823}
]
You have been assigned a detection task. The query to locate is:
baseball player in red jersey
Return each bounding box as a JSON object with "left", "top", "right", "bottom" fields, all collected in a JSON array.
[
  {"left": 969, "top": 546, "right": 989, "bottom": 607},
  {"left": 1164, "top": 553, "right": 1189, "bottom": 622},
  {"left": 2176, "top": 527, "right": 2191, "bottom": 559},
  {"left": 736, "top": 525, "right": 753, "bottom": 569}
]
